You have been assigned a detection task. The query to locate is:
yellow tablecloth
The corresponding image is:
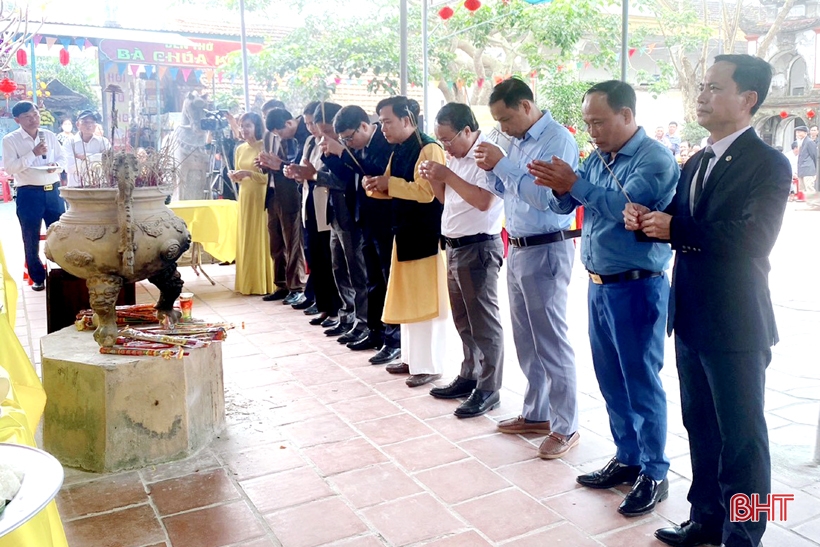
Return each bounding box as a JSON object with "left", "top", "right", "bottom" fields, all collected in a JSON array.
[
  {"left": 169, "top": 199, "right": 239, "bottom": 263},
  {"left": 0, "top": 241, "right": 68, "bottom": 547}
]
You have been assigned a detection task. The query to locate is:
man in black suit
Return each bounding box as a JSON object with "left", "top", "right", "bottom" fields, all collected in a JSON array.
[{"left": 626, "top": 54, "right": 791, "bottom": 547}]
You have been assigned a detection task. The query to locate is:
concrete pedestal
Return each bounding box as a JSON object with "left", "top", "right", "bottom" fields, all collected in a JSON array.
[{"left": 41, "top": 326, "right": 225, "bottom": 473}]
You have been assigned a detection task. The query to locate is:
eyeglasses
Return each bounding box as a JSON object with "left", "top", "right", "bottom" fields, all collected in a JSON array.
[
  {"left": 438, "top": 128, "right": 463, "bottom": 147},
  {"left": 339, "top": 128, "right": 359, "bottom": 144}
]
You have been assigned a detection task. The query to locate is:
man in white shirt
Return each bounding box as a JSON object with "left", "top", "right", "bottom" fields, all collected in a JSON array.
[
  {"left": 63, "top": 110, "right": 111, "bottom": 187},
  {"left": 2, "top": 101, "right": 65, "bottom": 291},
  {"left": 420, "top": 103, "right": 505, "bottom": 418}
]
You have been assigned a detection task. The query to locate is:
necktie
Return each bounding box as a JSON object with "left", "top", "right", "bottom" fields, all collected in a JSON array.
[{"left": 693, "top": 147, "right": 715, "bottom": 204}]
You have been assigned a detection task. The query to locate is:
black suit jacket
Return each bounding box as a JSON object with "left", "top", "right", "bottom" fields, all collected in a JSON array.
[{"left": 667, "top": 128, "right": 791, "bottom": 352}]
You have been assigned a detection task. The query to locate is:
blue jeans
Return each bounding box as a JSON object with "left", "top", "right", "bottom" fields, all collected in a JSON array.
[
  {"left": 16, "top": 185, "right": 65, "bottom": 284},
  {"left": 588, "top": 273, "right": 670, "bottom": 481}
]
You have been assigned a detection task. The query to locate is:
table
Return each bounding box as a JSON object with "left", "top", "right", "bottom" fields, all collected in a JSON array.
[
  {"left": 169, "top": 200, "right": 238, "bottom": 285},
  {"left": 0, "top": 444, "right": 64, "bottom": 538}
]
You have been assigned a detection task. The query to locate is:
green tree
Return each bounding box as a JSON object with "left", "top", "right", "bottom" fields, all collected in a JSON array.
[
  {"left": 221, "top": 0, "right": 628, "bottom": 112},
  {"left": 35, "top": 56, "right": 100, "bottom": 109}
]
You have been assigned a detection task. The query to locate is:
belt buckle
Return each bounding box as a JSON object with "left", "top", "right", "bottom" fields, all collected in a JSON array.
[
  {"left": 43, "top": 184, "right": 53, "bottom": 191},
  {"left": 589, "top": 273, "right": 603, "bottom": 285}
]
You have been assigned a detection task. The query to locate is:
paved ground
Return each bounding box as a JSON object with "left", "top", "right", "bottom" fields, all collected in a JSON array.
[{"left": 3, "top": 198, "right": 820, "bottom": 547}]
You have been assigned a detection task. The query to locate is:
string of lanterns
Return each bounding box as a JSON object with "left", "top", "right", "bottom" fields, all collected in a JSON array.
[
  {"left": 438, "top": 0, "right": 550, "bottom": 19},
  {"left": 780, "top": 109, "right": 816, "bottom": 120}
]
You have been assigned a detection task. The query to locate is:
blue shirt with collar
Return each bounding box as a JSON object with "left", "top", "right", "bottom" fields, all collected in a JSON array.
[
  {"left": 483, "top": 110, "right": 578, "bottom": 237},
  {"left": 551, "top": 127, "right": 678, "bottom": 275}
]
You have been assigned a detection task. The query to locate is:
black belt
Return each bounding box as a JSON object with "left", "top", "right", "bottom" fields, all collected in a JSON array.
[
  {"left": 508, "top": 230, "right": 574, "bottom": 248},
  {"left": 443, "top": 233, "right": 499, "bottom": 249},
  {"left": 588, "top": 269, "right": 662, "bottom": 285},
  {"left": 19, "top": 183, "right": 58, "bottom": 191}
]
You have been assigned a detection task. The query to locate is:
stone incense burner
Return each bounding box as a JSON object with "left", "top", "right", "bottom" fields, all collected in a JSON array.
[{"left": 45, "top": 153, "right": 191, "bottom": 346}]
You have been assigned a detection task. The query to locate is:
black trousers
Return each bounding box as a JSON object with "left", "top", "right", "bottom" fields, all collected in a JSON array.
[
  {"left": 675, "top": 335, "right": 771, "bottom": 547},
  {"left": 304, "top": 194, "right": 340, "bottom": 316},
  {"left": 361, "top": 210, "right": 400, "bottom": 348}
]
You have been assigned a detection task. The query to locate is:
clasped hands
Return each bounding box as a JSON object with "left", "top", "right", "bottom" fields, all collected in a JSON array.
[
  {"left": 362, "top": 174, "right": 388, "bottom": 193},
  {"left": 623, "top": 203, "right": 672, "bottom": 240}
]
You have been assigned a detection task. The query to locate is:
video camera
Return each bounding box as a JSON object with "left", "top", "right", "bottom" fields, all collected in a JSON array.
[{"left": 200, "top": 109, "right": 230, "bottom": 132}]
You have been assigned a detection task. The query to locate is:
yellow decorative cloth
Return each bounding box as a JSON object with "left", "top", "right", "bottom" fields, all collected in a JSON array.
[
  {"left": 169, "top": 199, "right": 239, "bottom": 263},
  {"left": 0, "top": 241, "right": 68, "bottom": 547}
]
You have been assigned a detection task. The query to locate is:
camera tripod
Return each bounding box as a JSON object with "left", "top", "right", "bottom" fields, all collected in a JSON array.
[{"left": 206, "top": 130, "right": 237, "bottom": 200}]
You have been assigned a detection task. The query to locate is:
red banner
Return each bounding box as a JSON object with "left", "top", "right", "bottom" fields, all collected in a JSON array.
[{"left": 99, "top": 38, "right": 263, "bottom": 68}]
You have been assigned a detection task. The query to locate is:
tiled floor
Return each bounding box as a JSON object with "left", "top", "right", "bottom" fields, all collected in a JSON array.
[{"left": 4, "top": 199, "right": 820, "bottom": 547}]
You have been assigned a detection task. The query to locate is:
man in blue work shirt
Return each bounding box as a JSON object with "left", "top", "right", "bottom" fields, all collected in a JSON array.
[
  {"left": 529, "top": 80, "right": 678, "bottom": 516},
  {"left": 475, "top": 77, "right": 580, "bottom": 460}
]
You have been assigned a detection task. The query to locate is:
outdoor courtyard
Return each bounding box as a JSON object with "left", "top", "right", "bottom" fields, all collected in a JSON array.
[{"left": 3, "top": 198, "right": 820, "bottom": 547}]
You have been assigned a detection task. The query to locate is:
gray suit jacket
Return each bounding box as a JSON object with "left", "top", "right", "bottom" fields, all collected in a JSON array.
[{"left": 797, "top": 136, "right": 817, "bottom": 177}]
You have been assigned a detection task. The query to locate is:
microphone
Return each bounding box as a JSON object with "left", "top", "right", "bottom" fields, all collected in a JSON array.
[{"left": 38, "top": 131, "right": 46, "bottom": 160}]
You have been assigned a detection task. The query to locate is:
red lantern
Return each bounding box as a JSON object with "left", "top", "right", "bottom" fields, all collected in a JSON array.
[
  {"left": 438, "top": 6, "right": 454, "bottom": 19},
  {"left": 808, "top": 109, "right": 816, "bottom": 120},
  {"left": 16, "top": 49, "right": 27, "bottom": 67},
  {"left": 0, "top": 78, "right": 17, "bottom": 95},
  {"left": 464, "top": 0, "right": 481, "bottom": 11},
  {"left": 779, "top": 111, "right": 788, "bottom": 119},
  {"left": 59, "top": 48, "right": 69, "bottom": 66}
]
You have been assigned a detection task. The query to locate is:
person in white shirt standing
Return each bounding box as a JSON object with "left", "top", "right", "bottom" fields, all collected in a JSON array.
[
  {"left": 2, "top": 101, "right": 65, "bottom": 291},
  {"left": 419, "top": 103, "right": 505, "bottom": 418},
  {"left": 63, "top": 110, "right": 111, "bottom": 187}
]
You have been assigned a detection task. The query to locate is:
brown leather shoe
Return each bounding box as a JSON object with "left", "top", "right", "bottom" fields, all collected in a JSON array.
[
  {"left": 537, "top": 431, "right": 580, "bottom": 460},
  {"left": 497, "top": 416, "right": 551, "bottom": 435},
  {"left": 405, "top": 373, "right": 441, "bottom": 387},
  {"left": 386, "top": 362, "right": 410, "bottom": 374}
]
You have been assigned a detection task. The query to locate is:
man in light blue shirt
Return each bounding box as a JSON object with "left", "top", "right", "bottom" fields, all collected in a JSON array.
[
  {"left": 475, "top": 78, "right": 580, "bottom": 460},
  {"left": 529, "top": 80, "right": 678, "bottom": 517}
]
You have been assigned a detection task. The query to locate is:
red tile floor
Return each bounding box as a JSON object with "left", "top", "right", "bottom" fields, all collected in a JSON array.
[{"left": 6, "top": 200, "right": 820, "bottom": 547}]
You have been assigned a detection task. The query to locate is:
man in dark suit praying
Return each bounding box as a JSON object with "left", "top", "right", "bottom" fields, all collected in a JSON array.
[{"left": 626, "top": 54, "right": 791, "bottom": 547}]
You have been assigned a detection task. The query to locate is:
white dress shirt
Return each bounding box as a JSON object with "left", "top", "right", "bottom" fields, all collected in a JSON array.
[
  {"left": 688, "top": 126, "right": 750, "bottom": 212},
  {"left": 62, "top": 134, "right": 112, "bottom": 187},
  {"left": 2, "top": 127, "right": 65, "bottom": 186},
  {"left": 442, "top": 132, "right": 504, "bottom": 238}
]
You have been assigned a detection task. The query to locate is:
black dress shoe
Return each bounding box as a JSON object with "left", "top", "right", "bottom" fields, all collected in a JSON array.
[
  {"left": 576, "top": 456, "right": 642, "bottom": 489},
  {"left": 338, "top": 327, "right": 369, "bottom": 345},
  {"left": 302, "top": 303, "right": 319, "bottom": 315},
  {"left": 262, "top": 288, "right": 288, "bottom": 301},
  {"left": 309, "top": 313, "right": 328, "bottom": 326},
  {"left": 292, "top": 297, "right": 314, "bottom": 310},
  {"left": 618, "top": 474, "right": 668, "bottom": 516},
  {"left": 347, "top": 334, "right": 382, "bottom": 351},
  {"left": 324, "top": 323, "right": 352, "bottom": 336},
  {"left": 655, "top": 520, "right": 723, "bottom": 547},
  {"left": 454, "top": 389, "right": 500, "bottom": 418},
  {"left": 283, "top": 291, "right": 305, "bottom": 305},
  {"left": 369, "top": 346, "right": 401, "bottom": 365},
  {"left": 320, "top": 316, "right": 340, "bottom": 328},
  {"left": 31, "top": 282, "right": 45, "bottom": 292},
  {"left": 430, "top": 376, "right": 477, "bottom": 399}
]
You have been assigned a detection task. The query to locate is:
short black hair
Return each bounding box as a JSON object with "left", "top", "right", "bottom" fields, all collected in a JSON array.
[
  {"left": 313, "top": 102, "right": 342, "bottom": 125},
  {"left": 489, "top": 78, "right": 533, "bottom": 109},
  {"left": 583, "top": 80, "right": 637, "bottom": 116},
  {"left": 792, "top": 140, "right": 799, "bottom": 150},
  {"left": 713, "top": 54, "right": 773, "bottom": 115},
  {"left": 262, "top": 99, "right": 285, "bottom": 113},
  {"left": 435, "top": 103, "right": 479, "bottom": 132},
  {"left": 12, "top": 101, "right": 36, "bottom": 118},
  {"left": 334, "top": 105, "right": 369, "bottom": 134},
  {"left": 376, "top": 96, "right": 420, "bottom": 125},
  {"left": 669, "top": 121, "right": 678, "bottom": 127},
  {"left": 302, "top": 101, "right": 320, "bottom": 116},
  {"left": 240, "top": 112, "right": 264, "bottom": 140},
  {"left": 265, "top": 108, "right": 293, "bottom": 131}
]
